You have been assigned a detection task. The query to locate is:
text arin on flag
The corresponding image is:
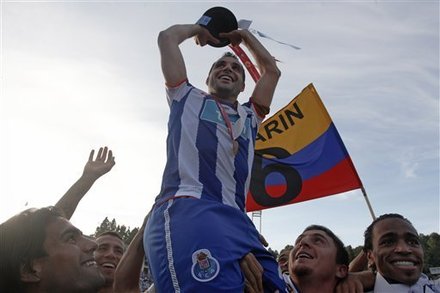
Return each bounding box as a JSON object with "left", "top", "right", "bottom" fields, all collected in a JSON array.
[{"left": 256, "top": 102, "right": 304, "bottom": 142}]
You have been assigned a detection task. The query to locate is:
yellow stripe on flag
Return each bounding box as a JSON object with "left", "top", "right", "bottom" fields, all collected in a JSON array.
[{"left": 255, "top": 84, "right": 332, "bottom": 154}]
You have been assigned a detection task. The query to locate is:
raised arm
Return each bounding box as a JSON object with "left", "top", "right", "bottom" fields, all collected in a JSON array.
[
  {"left": 158, "top": 24, "right": 219, "bottom": 86},
  {"left": 220, "top": 29, "right": 281, "bottom": 109},
  {"left": 55, "top": 147, "right": 115, "bottom": 219},
  {"left": 349, "top": 250, "right": 368, "bottom": 272},
  {"left": 113, "top": 214, "right": 149, "bottom": 293}
]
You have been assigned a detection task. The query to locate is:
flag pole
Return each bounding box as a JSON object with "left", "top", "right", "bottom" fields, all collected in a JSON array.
[
  {"left": 349, "top": 186, "right": 376, "bottom": 271},
  {"left": 251, "top": 210, "right": 263, "bottom": 234},
  {"left": 361, "top": 186, "right": 376, "bottom": 220},
  {"left": 259, "top": 210, "right": 262, "bottom": 234}
]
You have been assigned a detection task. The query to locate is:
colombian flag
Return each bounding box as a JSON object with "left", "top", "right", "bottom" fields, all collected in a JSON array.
[{"left": 246, "top": 83, "right": 362, "bottom": 212}]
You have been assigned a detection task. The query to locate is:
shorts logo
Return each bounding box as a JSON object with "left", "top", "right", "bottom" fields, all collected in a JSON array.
[{"left": 191, "top": 249, "right": 220, "bottom": 282}]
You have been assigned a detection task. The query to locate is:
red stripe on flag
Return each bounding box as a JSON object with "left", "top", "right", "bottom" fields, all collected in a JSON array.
[
  {"left": 299, "top": 156, "right": 362, "bottom": 201},
  {"left": 246, "top": 157, "right": 362, "bottom": 211}
]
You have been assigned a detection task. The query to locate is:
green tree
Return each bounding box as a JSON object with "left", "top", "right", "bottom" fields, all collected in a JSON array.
[
  {"left": 267, "top": 247, "right": 279, "bottom": 260},
  {"left": 420, "top": 232, "right": 440, "bottom": 274},
  {"left": 346, "top": 245, "right": 364, "bottom": 263},
  {"left": 93, "top": 217, "right": 139, "bottom": 245}
]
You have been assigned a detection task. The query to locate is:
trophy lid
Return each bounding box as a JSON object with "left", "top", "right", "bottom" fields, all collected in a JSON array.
[{"left": 196, "top": 7, "right": 238, "bottom": 47}]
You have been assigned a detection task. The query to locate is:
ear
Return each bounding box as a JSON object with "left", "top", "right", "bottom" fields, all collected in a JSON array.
[
  {"left": 335, "top": 264, "right": 348, "bottom": 279},
  {"left": 20, "top": 259, "right": 44, "bottom": 283},
  {"left": 367, "top": 250, "right": 375, "bottom": 266},
  {"left": 366, "top": 250, "right": 376, "bottom": 271},
  {"left": 205, "top": 76, "right": 209, "bottom": 86},
  {"left": 240, "top": 82, "right": 245, "bottom": 92}
]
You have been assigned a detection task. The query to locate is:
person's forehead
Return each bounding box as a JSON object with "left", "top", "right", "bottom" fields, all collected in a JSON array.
[
  {"left": 96, "top": 235, "right": 124, "bottom": 247},
  {"left": 299, "top": 229, "right": 331, "bottom": 239},
  {"left": 47, "top": 217, "right": 78, "bottom": 235},
  {"left": 216, "top": 56, "right": 241, "bottom": 65},
  {"left": 373, "top": 218, "right": 418, "bottom": 239},
  {"left": 44, "top": 217, "right": 81, "bottom": 244},
  {"left": 279, "top": 250, "right": 290, "bottom": 257}
]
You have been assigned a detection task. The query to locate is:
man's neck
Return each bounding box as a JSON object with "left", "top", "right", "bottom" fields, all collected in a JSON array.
[
  {"left": 209, "top": 91, "right": 238, "bottom": 104},
  {"left": 292, "top": 275, "right": 337, "bottom": 293},
  {"left": 98, "top": 284, "right": 113, "bottom": 293},
  {"left": 30, "top": 286, "right": 101, "bottom": 293}
]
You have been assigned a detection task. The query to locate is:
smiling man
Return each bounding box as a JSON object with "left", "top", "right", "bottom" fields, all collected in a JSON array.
[
  {"left": 94, "top": 232, "right": 125, "bottom": 293},
  {"left": 0, "top": 206, "right": 105, "bottom": 293},
  {"left": 288, "top": 225, "right": 349, "bottom": 293},
  {"left": 144, "top": 14, "right": 285, "bottom": 292},
  {"left": 278, "top": 245, "right": 293, "bottom": 276},
  {"left": 364, "top": 213, "right": 439, "bottom": 292}
]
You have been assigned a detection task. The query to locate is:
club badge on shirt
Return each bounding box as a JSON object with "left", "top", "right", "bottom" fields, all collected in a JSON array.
[{"left": 191, "top": 249, "right": 220, "bottom": 282}]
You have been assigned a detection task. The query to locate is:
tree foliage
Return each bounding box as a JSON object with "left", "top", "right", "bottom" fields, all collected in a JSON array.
[
  {"left": 267, "top": 247, "right": 278, "bottom": 260},
  {"left": 346, "top": 245, "right": 364, "bottom": 263},
  {"left": 93, "top": 217, "right": 139, "bottom": 245},
  {"left": 420, "top": 232, "right": 440, "bottom": 273}
]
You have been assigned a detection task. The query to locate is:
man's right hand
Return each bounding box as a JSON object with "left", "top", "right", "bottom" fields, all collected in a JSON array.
[
  {"left": 55, "top": 146, "right": 115, "bottom": 220},
  {"left": 240, "top": 252, "right": 263, "bottom": 293},
  {"left": 83, "top": 146, "right": 115, "bottom": 180},
  {"left": 193, "top": 25, "right": 220, "bottom": 47}
]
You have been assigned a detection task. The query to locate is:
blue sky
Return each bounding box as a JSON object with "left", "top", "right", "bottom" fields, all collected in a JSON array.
[{"left": 1, "top": 0, "right": 438, "bottom": 251}]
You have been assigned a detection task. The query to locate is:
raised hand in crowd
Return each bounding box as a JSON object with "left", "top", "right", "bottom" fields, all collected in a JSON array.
[
  {"left": 83, "top": 147, "right": 115, "bottom": 179},
  {"left": 55, "top": 146, "right": 115, "bottom": 219}
]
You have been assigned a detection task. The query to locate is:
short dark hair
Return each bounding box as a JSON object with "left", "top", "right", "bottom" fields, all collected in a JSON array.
[
  {"left": 96, "top": 231, "right": 126, "bottom": 250},
  {"left": 0, "top": 206, "right": 64, "bottom": 292},
  {"left": 96, "top": 230, "right": 124, "bottom": 241},
  {"left": 208, "top": 52, "right": 246, "bottom": 82},
  {"left": 363, "top": 213, "right": 414, "bottom": 252},
  {"left": 278, "top": 245, "right": 293, "bottom": 261},
  {"left": 303, "top": 225, "right": 349, "bottom": 266}
]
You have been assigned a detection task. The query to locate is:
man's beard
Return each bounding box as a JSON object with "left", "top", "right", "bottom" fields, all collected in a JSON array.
[{"left": 293, "top": 265, "right": 313, "bottom": 277}]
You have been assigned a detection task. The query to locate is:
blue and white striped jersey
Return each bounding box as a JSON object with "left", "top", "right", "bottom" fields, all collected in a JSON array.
[{"left": 156, "top": 81, "right": 263, "bottom": 211}]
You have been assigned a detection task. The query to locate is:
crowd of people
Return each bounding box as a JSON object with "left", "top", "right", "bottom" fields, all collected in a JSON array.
[
  {"left": 1, "top": 15, "right": 439, "bottom": 293},
  {"left": 1, "top": 168, "right": 437, "bottom": 293}
]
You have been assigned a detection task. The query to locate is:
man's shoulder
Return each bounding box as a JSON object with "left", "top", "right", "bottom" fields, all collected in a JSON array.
[
  {"left": 373, "top": 273, "right": 440, "bottom": 293},
  {"left": 282, "top": 274, "right": 300, "bottom": 293},
  {"left": 414, "top": 274, "right": 440, "bottom": 292},
  {"left": 373, "top": 273, "right": 409, "bottom": 292},
  {"left": 167, "top": 81, "right": 207, "bottom": 103}
]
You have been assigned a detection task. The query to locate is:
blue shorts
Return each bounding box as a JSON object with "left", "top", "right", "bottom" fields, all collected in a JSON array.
[{"left": 144, "top": 197, "right": 286, "bottom": 292}]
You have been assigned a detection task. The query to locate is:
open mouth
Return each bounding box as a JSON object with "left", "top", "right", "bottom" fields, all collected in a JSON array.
[
  {"left": 82, "top": 260, "right": 97, "bottom": 267},
  {"left": 392, "top": 260, "right": 417, "bottom": 267},
  {"left": 219, "top": 75, "right": 233, "bottom": 82},
  {"left": 295, "top": 252, "right": 313, "bottom": 260},
  {"left": 101, "top": 262, "right": 116, "bottom": 269}
]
